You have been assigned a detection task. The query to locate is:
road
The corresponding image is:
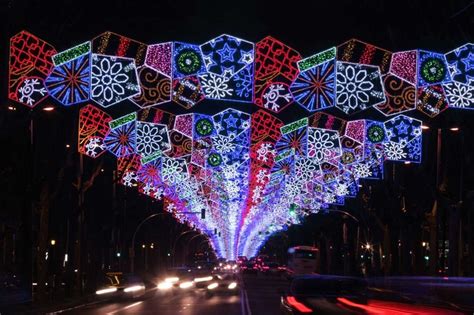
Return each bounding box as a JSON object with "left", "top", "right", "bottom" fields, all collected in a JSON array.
[{"left": 52, "top": 275, "right": 289, "bottom": 315}]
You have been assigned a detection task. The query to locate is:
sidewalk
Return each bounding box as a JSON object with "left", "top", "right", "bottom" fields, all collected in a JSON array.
[{"left": 1, "top": 294, "right": 98, "bottom": 315}]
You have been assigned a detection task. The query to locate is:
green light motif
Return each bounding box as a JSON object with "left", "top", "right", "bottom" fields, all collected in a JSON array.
[
  {"left": 275, "top": 148, "right": 294, "bottom": 162},
  {"left": 367, "top": 124, "right": 385, "bottom": 143},
  {"left": 420, "top": 57, "right": 447, "bottom": 84},
  {"left": 297, "top": 47, "right": 336, "bottom": 71},
  {"left": 280, "top": 117, "right": 308, "bottom": 135},
  {"left": 177, "top": 49, "right": 202, "bottom": 75},
  {"left": 109, "top": 112, "right": 137, "bottom": 129},
  {"left": 195, "top": 118, "right": 214, "bottom": 136},
  {"left": 53, "top": 41, "right": 91, "bottom": 66},
  {"left": 141, "top": 151, "right": 161, "bottom": 165},
  {"left": 207, "top": 152, "right": 222, "bottom": 167}
]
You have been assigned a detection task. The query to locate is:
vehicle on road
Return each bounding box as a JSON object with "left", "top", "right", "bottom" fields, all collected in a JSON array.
[
  {"left": 286, "top": 246, "right": 318, "bottom": 277},
  {"left": 205, "top": 273, "right": 239, "bottom": 297},
  {"left": 237, "top": 256, "right": 248, "bottom": 265},
  {"left": 156, "top": 267, "right": 195, "bottom": 293},
  {"left": 260, "top": 262, "right": 283, "bottom": 276},
  {"left": 95, "top": 272, "right": 146, "bottom": 300},
  {"left": 241, "top": 262, "right": 259, "bottom": 274},
  {"left": 280, "top": 275, "right": 464, "bottom": 314}
]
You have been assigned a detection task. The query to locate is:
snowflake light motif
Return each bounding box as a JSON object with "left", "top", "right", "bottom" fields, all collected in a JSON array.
[
  {"left": 18, "top": 78, "right": 47, "bottom": 107},
  {"left": 353, "top": 163, "right": 372, "bottom": 179},
  {"left": 199, "top": 73, "right": 233, "bottom": 99},
  {"left": 256, "top": 143, "right": 275, "bottom": 163},
  {"left": 262, "top": 83, "right": 292, "bottom": 112},
  {"left": 384, "top": 141, "right": 407, "bottom": 161},
  {"left": 85, "top": 137, "right": 106, "bottom": 157},
  {"left": 443, "top": 81, "right": 473, "bottom": 109},
  {"left": 213, "top": 135, "right": 236, "bottom": 154}
]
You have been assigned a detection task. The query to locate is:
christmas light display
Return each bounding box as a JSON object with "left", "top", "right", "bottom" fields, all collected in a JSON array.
[
  {"left": 7, "top": 31, "right": 474, "bottom": 259},
  {"left": 444, "top": 43, "right": 473, "bottom": 86},
  {"left": 9, "top": 31, "right": 57, "bottom": 108},
  {"left": 46, "top": 54, "right": 91, "bottom": 106},
  {"left": 91, "top": 54, "right": 140, "bottom": 107}
]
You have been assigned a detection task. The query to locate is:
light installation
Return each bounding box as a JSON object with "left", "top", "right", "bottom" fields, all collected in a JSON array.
[{"left": 8, "top": 31, "right": 474, "bottom": 259}]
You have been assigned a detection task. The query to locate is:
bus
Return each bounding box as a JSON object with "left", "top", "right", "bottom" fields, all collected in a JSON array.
[{"left": 286, "top": 246, "right": 319, "bottom": 277}]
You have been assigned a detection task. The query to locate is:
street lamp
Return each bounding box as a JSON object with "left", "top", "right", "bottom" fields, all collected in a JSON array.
[
  {"left": 50, "top": 239, "right": 56, "bottom": 246},
  {"left": 171, "top": 229, "right": 202, "bottom": 267},
  {"left": 42, "top": 105, "right": 55, "bottom": 111},
  {"left": 130, "top": 212, "right": 168, "bottom": 273}
]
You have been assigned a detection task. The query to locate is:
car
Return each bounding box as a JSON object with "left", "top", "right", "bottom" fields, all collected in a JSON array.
[
  {"left": 237, "top": 256, "right": 248, "bottom": 265},
  {"left": 205, "top": 273, "right": 239, "bottom": 296},
  {"left": 280, "top": 275, "right": 367, "bottom": 314},
  {"left": 95, "top": 273, "right": 146, "bottom": 300},
  {"left": 260, "top": 262, "right": 282, "bottom": 276},
  {"left": 241, "top": 262, "right": 259, "bottom": 274},
  {"left": 280, "top": 275, "right": 465, "bottom": 314},
  {"left": 156, "top": 267, "right": 195, "bottom": 293}
]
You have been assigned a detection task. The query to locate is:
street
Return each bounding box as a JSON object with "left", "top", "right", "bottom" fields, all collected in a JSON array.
[{"left": 54, "top": 275, "right": 287, "bottom": 315}]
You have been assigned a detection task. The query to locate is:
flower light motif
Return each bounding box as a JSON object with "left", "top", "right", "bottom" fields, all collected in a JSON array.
[
  {"left": 337, "top": 65, "right": 374, "bottom": 110},
  {"left": 307, "top": 128, "right": 340, "bottom": 162},
  {"left": 136, "top": 122, "right": 169, "bottom": 157},
  {"left": 161, "top": 158, "right": 186, "bottom": 184},
  {"left": 92, "top": 58, "right": 129, "bottom": 102},
  {"left": 90, "top": 55, "right": 139, "bottom": 107}
]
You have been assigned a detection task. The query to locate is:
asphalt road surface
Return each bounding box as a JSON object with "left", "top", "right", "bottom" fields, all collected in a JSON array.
[{"left": 53, "top": 274, "right": 288, "bottom": 315}]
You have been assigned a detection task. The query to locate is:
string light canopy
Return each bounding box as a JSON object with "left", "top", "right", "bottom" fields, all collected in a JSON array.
[{"left": 8, "top": 31, "right": 473, "bottom": 259}]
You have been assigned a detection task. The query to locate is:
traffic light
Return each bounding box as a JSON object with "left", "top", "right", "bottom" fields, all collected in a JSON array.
[{"left": 201, "top": 209, "right": 206, "bottom": 219}]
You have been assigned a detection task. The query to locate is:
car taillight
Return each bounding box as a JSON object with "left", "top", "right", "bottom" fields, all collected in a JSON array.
[{"left": 286, "top": 296, "right": 312, "bottom": 313}]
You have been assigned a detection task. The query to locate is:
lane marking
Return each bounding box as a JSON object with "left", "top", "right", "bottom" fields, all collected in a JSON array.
[
  {"left": 106, "top": 301, "right": 143, "bottom": 315},
  {"left": 244, "top": 290, "right": 252, "bottom": 315},
  {"left": 46, "top": 300, "right": 101, "bottom": 314},
  {"left": 240, "top": 288, "right": 247, "bottom": 315}
]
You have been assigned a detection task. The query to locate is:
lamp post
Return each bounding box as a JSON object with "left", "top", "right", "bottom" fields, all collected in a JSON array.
[
  {"left": 130, "top": 212, "right": 167, "bottom": 274},
  {"left": 183, "top": 233, "right": 208, "bottom": 263},
  {"left": 171, "top": 230, "right": 201, "bottom": 267},
  {"left": 423, "top": 125, "right": 462, "bottom": 276}
]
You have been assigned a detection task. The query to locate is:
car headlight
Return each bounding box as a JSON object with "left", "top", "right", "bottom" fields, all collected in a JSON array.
[
  {"left": 164, "top": 277, "right": 179, "bottom": 283},
  {"left": 157, "top": 282, "right": 173, "bottom": 290},
  {"left": 207, "top": 282, "right": 218, "bottom": 290},
  {"left": 228, "top": 282, "right": 237, "bottom": 290},
  {"left": 124, "top": 285, "right": 145, "bottom": 293},
  {"left": 96, "top": 287, "right": 117, "bottom": 295},
  {"left": 194, "top": 276, "right": 213, "bottom": 282},
  {"left": 179, "top": 281, "right": 194, "bottom": 289}
]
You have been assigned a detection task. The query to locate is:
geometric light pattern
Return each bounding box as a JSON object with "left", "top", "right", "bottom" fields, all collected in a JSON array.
[{"left": 8, "top": 31, "right": 474, "bottom": 260}]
